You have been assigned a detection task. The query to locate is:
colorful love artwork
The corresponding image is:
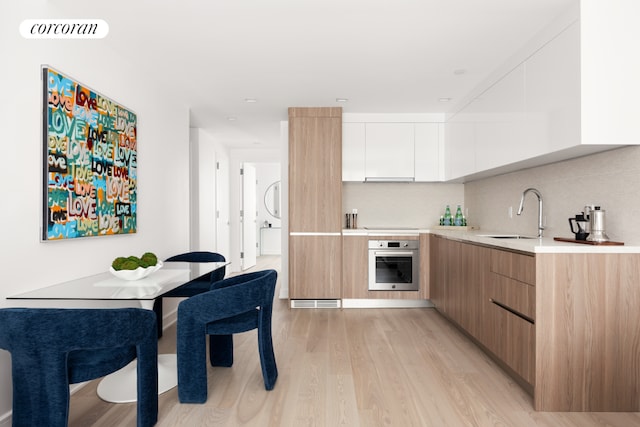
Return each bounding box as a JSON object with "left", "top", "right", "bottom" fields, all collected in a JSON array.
[{"left": 42, "top": 67, "right": 137, "bottom": 240}]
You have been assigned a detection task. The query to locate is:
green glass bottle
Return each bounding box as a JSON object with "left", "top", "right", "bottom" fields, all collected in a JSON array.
[
  {"left": 455, "top": 205, "right": 463, "bottom": 226},
  {"left": 444, "top": 205, "right": 452, "bottom": 226}
]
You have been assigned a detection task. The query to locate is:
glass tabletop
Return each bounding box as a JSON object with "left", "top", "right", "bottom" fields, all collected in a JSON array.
[{"left": 7, "top": 261, "right": 229, "bottom": 301}]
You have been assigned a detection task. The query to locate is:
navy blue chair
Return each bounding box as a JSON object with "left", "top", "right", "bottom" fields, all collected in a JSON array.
[
  {"left": 0, "top": 307, "right": 158, "bottom": 427},
  {"left": 153, "top": 251, "right": 226, "bottom": 337},
  {"left": 176, "top": 269, "right": 278, "bottom": 403}
]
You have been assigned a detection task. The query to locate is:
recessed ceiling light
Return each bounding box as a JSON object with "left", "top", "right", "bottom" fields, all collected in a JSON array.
[
  {"left": 226, "top": 116, "right": 237, "bottom": 121},
  {"left": 438, "top": 97, "right": 452, "bottom": 103},
  {"left": 335, "top": 98, "right": 349, "bottom": 103},
  {"left": 244, "top": 98, "right": 258, "bottom": 103}
]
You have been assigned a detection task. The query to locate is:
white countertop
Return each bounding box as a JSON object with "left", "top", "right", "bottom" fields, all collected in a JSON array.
[{"left": 343, "top": 228, "right": 640, "bottom": 254}]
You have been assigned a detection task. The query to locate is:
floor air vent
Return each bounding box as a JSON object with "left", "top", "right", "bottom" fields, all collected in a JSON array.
[{"left": 290, "top": 299, "right": 341, "bottom": 309}]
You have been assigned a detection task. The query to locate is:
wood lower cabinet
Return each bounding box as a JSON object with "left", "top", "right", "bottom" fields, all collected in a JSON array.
[
  {"left": 431, "top": 234, "right": 640, "bottom": 412},
  {"left": 485, "top": 300, "right": 535, "bottom": 387},
  {"left": 429, "top": 234, "right": 487, "bottom": 342},
  {"left": 342, "top": 235, "right": 368, "bottom": 299},
  {"left": 289, "top": 235, "right": 342, "bottom": 299},
  {"left": 430, "top": 235, "right": 534, "bottom": 387},
  {"left": 429, "top": 235, "right": 447, "bottom": 311},
  {"left": 535, "top": 253, "right": 640, "bottom": 412}
]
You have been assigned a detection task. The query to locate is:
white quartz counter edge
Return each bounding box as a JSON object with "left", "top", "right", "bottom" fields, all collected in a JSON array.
[{"left": 342, "top": 228, "right": 640, "bottom": 254}]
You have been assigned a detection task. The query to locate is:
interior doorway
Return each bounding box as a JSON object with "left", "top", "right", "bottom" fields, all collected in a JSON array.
[{"left": 240, "top": 162, "right": 281, "bottom": 271}]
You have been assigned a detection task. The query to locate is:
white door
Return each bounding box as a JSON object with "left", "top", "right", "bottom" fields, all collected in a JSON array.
[
  {"left": 241, "top": 163, "right": 257, "bottom": 270},
  {"left": 216, "top": 158, "right": 230, "bottom": 260}
]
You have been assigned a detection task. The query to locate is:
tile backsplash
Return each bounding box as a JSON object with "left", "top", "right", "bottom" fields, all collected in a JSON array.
[
  {"left": 342, "top": 146, "right": 640, "bottom": 244},
  {"left": 343, "top": 182, "right": 464, "bottom": 229},
  {"left": 464, "top": 145, "right": 640, "bottom": 244}
]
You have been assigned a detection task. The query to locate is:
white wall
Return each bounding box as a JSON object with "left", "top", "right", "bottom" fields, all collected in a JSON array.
[
  {"left": 465, "top": 146, "right": 640, "bottom": 244},
  {"left": 190, "top": 128, "right": 231, "bottom": 254},
  {"left": 0, "top": 3, "right": 191, "bottom": 421}
]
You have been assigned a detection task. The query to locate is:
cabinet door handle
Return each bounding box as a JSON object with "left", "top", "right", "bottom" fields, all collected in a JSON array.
[{"left": 490, "top": 298, "right": 535, "bottom": 324}]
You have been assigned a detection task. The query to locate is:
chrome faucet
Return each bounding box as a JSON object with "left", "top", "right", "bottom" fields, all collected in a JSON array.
[{"left": 517, "top": 188, "right": 544, "bottom": 238}]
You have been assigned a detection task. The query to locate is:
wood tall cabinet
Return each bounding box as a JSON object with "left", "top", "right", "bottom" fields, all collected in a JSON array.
[{"left": 288, "top": 107, "right": 342, "bottom": 299}]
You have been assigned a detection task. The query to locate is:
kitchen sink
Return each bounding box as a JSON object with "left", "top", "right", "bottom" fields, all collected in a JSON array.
[{"left": 477, "top": 234, "right": 538, "bottom": 239}]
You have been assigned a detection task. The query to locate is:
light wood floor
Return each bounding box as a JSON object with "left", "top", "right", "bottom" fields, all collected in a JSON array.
[{"left": 69, "top": 256, "right": 640, "bottom": 426}]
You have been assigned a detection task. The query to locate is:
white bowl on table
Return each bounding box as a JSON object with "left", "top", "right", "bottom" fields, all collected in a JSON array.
[{"left": 109, "top": 261, "right": 163, "bottom": 281}]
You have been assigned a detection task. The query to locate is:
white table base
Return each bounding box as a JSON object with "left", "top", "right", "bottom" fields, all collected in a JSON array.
[{"left": 97, "top": 354, "right": 177, "bottom": 403}]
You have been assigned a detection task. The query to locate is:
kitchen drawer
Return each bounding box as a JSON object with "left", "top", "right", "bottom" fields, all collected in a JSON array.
[
  {"left": 486, "top": 299, "right": 535, "bottom": 386},
  {"left": 488, "top": 274, "right": 535, "bottom": 320},
  {"left": 490, "top": 249, "right": 535, "bottom": 285}
]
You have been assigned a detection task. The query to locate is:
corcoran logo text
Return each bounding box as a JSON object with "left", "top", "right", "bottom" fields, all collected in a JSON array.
[{"left": 20, "top": 19, "right": 109, "bottom": 39}]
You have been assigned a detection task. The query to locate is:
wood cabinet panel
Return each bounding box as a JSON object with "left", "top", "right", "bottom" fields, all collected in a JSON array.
[
  {"left": 459, "top": 242, "right": 490, "bottom": 340},
  {"left": 535, "top": 253, "right": 640, "bottom": 411},
  {"left": 490, "top": 249, "right": 535, "bottom": 285},
  {"left": 342, "top": 236, "right": 368, "bottom": 299},
  {"left": 289, "top": 235, "right": 342, "bottom": 299},
  {"left": 429, "top": 235, "right": 444, "bottom": 309},
  {"left": 288, "top": 107, "right": 342, "bottom": 232},
  {"left": 488, "top": 274, "right": 535, "bottom": 320},
  {"left": 419, "top": 233, "right": 430, "bottom": 299},
  {"left": 486, "top": 300, "right": 535, "bottom": 386}
]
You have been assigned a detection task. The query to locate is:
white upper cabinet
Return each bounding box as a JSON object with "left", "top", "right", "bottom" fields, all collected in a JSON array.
[
  {"left": 414, "top": 123, "right": 442, "bottom": 181},
  {"left": 444, "top": 119, "right": 475, "bottom": 180},
  {"left": 473, "top": 63, "right": 530, "bottom": 171},
  {"left": 342, "top": 114, "right": 444, "bottom": 182},
  {"left": 342, "top": 122, "right": 366, "bottom": 181},
  {"left": 365, "top": 123, "right": 414, "bottom": 180},
  {"left": 524, "top": 22, "right": 581, "bottom": 153},
  {"left": 445, "top": 2, "right": 640, "bottom": 182}
]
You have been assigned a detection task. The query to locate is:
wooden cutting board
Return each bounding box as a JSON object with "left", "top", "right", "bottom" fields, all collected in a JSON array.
[{"left": 553, "top": 237, "right": 624, "bottom": 246}]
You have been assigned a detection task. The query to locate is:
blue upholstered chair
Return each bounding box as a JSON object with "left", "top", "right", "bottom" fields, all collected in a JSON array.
[
  {"left": 177, "top": 269, "right": 278, "bottom": 403},
  {"left": 0, "top": 308, "right": 158, "bottom": 427},
  {"left": 153, "top": 251, "right": 226, "bottom": 337},
  {"left": 163, "top": 251, "right": 227, "bottom": 297}
]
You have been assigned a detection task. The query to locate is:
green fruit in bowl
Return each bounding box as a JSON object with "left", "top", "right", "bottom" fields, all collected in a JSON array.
[
  {"left": 111, "top": 252, "right": 159, "bottom": 271},
  {"left": 120, "top": 259, "right": 140, "bottom": 270},
  {"left": 140, "top": 252, "right": 158, "bottom": 268},
  {"left": 111, "top": 257, "right": 129, "bottom": 270}
]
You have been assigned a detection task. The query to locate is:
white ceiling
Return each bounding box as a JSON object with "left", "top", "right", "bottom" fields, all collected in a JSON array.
[{"left": 57, "top": 0, "right": 577, "bottom": 148}]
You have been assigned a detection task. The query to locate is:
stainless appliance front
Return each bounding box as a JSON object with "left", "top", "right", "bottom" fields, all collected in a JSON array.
[{"left": 368, "top": 240, "right": 419, "bottom": 291}]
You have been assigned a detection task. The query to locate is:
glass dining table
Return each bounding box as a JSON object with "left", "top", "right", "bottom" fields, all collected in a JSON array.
[{"left": 6, "top": 260, "right": 229, "bottom": 403}]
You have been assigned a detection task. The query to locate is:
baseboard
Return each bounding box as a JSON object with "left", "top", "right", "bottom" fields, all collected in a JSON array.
[{"left": 342, "top": 299, "right": 434, "bottom": 308}]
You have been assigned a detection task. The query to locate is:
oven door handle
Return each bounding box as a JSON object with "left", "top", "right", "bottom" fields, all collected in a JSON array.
[{"left": 372, "top": 251, "right": 416, "bottom": 257}]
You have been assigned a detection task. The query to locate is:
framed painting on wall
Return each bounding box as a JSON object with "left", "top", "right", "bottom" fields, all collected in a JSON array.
[{"left": 42, "top": 66, "right": 137, "bottom": 241}]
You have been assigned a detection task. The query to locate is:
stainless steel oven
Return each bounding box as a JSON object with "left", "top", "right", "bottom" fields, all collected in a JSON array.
[{"left": 368, "top": 240, "right": 419, "bottom": 291}]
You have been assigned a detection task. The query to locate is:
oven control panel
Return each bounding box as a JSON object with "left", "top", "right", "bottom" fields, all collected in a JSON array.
[{"left": 368, "top": 240, "right": 419, "bottom": 250}]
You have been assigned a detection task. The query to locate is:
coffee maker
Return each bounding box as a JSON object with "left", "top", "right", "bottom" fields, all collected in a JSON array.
[
  {"left": 586, "top": 206, "right": 610, "bottom": 242},
  {"left": 568, "top": 213, "right": 590, "bottom": 240}
]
